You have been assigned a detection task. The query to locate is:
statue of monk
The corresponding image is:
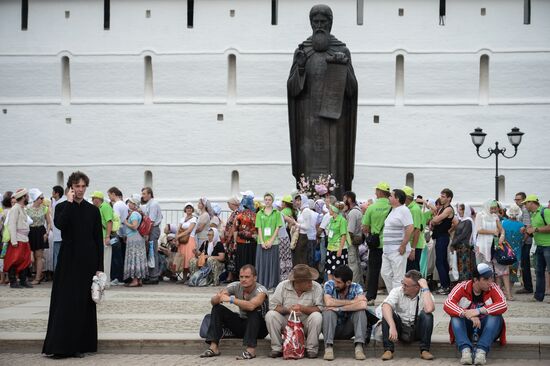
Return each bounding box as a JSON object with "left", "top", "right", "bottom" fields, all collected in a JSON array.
[{"left": 288, "top": 4, "right": 358, "bottom": 198}]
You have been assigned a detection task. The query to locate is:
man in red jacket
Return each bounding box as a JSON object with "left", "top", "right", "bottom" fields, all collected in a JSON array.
[{"left": 443, "top": 263, "right": 507, "bottom": 365}]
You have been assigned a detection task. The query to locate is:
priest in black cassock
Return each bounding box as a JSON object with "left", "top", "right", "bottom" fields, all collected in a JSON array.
[{"left": 43, "top": 171, "right": 104, "bottom": 358}]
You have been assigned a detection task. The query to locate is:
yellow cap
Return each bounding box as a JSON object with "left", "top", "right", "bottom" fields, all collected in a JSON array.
[
  {"left": 375, "top": 182, "right": 390, "bottom": 192},
  {"left": 522, "top": 194, "right": 539, "bottom": 204},
  {"left": 282, "top": 195, "right": 293, "bottom": 204},
  {"left": 91, "top": 191, "right": 104, "bottom": 200},
  {"left": 402, "top": 186, "right": 414, "bottom": 198}
]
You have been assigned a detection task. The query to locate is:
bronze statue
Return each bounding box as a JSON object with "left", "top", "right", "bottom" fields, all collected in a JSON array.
[{"left": 288, "top": 4, "right": 358, "bottom": 198}]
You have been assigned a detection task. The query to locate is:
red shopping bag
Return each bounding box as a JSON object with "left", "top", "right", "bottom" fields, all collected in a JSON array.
[{"left": 283, "top": 310, "right": 305, "bottom": 359}]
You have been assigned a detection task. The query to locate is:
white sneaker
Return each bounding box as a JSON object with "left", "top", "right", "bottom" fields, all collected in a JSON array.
[
  {"left": 473, "top": 349, "right": 486, "bottom": 365},
  {"left": 110, "top": 279, "right": 120, "bottom": 286},
  {"left": 460, "top": 348, "right": 473, "bottom": 365}
]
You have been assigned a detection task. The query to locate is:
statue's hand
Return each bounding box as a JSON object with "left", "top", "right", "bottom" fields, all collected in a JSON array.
[
  {"left": 327, "top": 52, "right": 349, "bottom": 65},
  {"left": 296, "top": 50, "right": 307, "bottom": 68}
]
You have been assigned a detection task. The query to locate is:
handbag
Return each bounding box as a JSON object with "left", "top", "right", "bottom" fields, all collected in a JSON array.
[
  {"left": 170, "top": 252, "right": 185, "bottom": 273},
  {"left": 283, "top": 310, "right": 305, "bottom": 359},
  {"left": 493, "top": 239, "right": 517, "bottom": 265},
  {"left": 365, "top": 233, "right": 381, "bottom": 250},
  {"left": 197, "top": 252, "right": 207, "bottom": 268},
  {"left": 400, "top": 296, "right": 419, "bottom": 343}
]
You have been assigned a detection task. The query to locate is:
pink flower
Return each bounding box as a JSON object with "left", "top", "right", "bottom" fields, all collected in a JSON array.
[{"left": 315, "top": 184, "right": 328, "bottom": 195}]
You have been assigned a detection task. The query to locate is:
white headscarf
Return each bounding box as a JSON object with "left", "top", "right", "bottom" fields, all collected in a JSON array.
[
  {"left": 299, "top": 194, "right": 310, "bottom": 210},
  {"left": 207, "top": 227, "right": 220, "bottom": 256},
  {"left": 506, "top": 203, "right": 522, "bottom": 220},
  {"left": 457, "top": 202, "right": 476, "bottom": 245}
]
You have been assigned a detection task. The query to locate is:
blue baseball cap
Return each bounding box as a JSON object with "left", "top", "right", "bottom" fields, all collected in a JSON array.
[{"left": 477, "top": 263, "right": 493, "bottom": 279}]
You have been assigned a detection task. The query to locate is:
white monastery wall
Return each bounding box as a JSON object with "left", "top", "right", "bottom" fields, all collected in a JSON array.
[{"left": 1, "top": 0, "right": 549, "bottom": 209}]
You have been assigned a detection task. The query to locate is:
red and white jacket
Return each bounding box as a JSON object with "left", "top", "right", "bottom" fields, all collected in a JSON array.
[{"left": 443, "top": 280, "right": 508, "bottom": 345}]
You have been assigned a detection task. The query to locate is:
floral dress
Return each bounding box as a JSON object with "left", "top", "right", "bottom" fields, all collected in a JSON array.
[
  {"left": 233, "top": 209, "right": 257, "bottom": 274},
  {"left": 223, "top": 210, "right": 238, "bottom": 274},
  {"left": 502, "top": 219, "right": 524, "bottom": 284}
]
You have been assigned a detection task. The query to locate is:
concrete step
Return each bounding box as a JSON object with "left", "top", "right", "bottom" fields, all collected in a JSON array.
[{"left": 2, "top": 337, "right": 548, "bottom": 360}]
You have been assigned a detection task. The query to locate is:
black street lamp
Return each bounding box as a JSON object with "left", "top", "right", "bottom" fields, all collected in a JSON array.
[{"left": 469, "top": 127, "right": 525, "bottom": 201}]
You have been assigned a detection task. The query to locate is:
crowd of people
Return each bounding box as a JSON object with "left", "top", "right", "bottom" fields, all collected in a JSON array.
[{"left": 0, "top": 173, "right": 549, "bottom": 363}]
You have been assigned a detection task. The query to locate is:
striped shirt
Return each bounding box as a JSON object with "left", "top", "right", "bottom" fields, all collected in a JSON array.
[{"left": 382, "top": 205, "right": 413, "bottom": 254}]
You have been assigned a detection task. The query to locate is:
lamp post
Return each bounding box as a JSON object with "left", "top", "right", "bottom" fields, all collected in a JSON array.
[{"left": 469, "top": 127, "right": 524, "bottom": 201}]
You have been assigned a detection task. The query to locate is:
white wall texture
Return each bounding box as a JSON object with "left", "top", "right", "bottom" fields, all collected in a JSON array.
[{"left": 0, "top": 0, "right": 549, "bottom": 209}]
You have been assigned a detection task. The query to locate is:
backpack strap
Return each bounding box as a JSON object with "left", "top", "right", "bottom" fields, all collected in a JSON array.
[{"left": 541, "top": 207, "right": 548, "bottom": 226}]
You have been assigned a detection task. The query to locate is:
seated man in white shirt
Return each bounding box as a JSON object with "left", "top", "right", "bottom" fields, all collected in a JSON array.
[{"left": 381, "top": 270, "right": 435, "bottom": 361}]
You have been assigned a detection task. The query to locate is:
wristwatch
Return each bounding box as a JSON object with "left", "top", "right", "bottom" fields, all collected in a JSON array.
[
  {"left": 229, "top": 295, "right": 235, "bottom": 304},
  {"left": 535, "top": 227, "right": 539, "bottom": 233},
  {"left": 420, "top": 288, "right": 430, "bottom": 293}
]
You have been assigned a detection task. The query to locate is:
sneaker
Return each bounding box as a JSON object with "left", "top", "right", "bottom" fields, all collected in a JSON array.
[
  {"left": 306, "top": 351, "right": 318, "bottom": 359},
  {"left": 473, "top": 349, "right": 486, "bottom": 365},
  {"left": 460, "top": 348, "right": 473, "bottom": 365},
  {"left": 269, "top": 350, "right": 282, "bottom": 358},
  {"left": 354, "top": 344, "right": 366, "bottom": 360},
  {"left": 367, "top": 299, "right": 375, "bottom": 306},
  {"left": 420, "top": 350, "right": 434, "bottom": 360},
  {"left": 110, "top": 279, "right": 120, "bottom": 286},
  {"left": 529, "top": 297, "right": 543, "bottom": 302},
  {"left": 323, "top": 346, "right": 334, "bottom": 361},
  {"left": 435, "top": 287, "right": 450, "bottom": 295},
  {"left": 381, "top": 350, "right": 393, "bottom": 361},
  {"left": 9, "top": 282, "right": 22, "bottom": 289}
]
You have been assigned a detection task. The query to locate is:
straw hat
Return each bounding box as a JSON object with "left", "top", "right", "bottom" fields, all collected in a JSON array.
[{"left": 288, "top": 264, "right": 319, "bottom": 282}]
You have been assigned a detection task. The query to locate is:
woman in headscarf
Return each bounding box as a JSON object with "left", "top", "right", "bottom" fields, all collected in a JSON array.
[
  {"left": 450, "top": 203, "right": 476, "bottom": 281},
  {"left": 210, "top": 203, "right": 222, "bottom": 230},
  {"left": 233, "top": 194, "right": 257, "bottom": 274},
  {"left": 254, "top": 193, "right": 283, "bottom": 290},
  {"left": 176, "top": 203, "right": 197, "bottom": 281},
  {"left": 189, "top": 228, "right": 225, "bottom": 286},
  {"left": 196, "top": 197, "right": 214, "bottom": 249},
  {"left": 314, "top": 199, "right": 329, "bottom": 272},
  {"left": 293, "top": 193, "right": 314, "bottom": 266},
  {"left": 502, "top": 203, "right": 524, "bottom": 292},
  {"left": 325, "top": 204, "right": 349, "bottom": 281},
  {"left": 475, "top": 199, "right": 511, "bottom": 298},
  {"left": 222, "top": 197, "right": 240, "bottom": 282},
  {"left": 27, "top": 188, "right": 53, "bottom": 285},
  {"left": 123, "top": 196, "right": 147, "bottom": 287},
  {"left": 278, "top": 195, "right": 295, "bottom": 281}
]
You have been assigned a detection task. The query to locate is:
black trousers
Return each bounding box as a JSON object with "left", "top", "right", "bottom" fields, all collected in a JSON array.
[
  {"left": 521, "top": 244, "right": 533, "bottom": 292},
  {"left": 406, "top": 248, "right": 423, "bottom": 272},
  {"left": 206, "top": 304, "right": 268, "bottom": 348},
  {"left": 382, "top": 311, "right": 433, "bottom": 352},
  {"left": 110, "top": 236, "right": 125, "bottom": 282},
  {"left": 366, "top": 248, "right": 383, "bottom": 300}
]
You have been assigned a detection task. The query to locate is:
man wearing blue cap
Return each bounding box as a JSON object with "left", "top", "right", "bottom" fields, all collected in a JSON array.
[{"left": 443, "top": 263, "right": 508, "bottom": 365}]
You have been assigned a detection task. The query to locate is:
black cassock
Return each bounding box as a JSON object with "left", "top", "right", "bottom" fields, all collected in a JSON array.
[{"left": 43, "top": 199, "right": 103, "bottom": 355}]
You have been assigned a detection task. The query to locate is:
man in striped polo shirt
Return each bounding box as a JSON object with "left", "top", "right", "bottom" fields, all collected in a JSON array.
[{"left": 381, "top": 189, "right": 414, "bottom": 292}]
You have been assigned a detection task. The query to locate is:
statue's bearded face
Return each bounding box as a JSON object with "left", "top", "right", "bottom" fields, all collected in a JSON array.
[{"left": 310, "top": 14, "right": 331, "bottom": 52}]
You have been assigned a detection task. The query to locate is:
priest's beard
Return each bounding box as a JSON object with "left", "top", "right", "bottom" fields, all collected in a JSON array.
[{"left": 312, "top": 29, "right": 329, "bottom": 52}]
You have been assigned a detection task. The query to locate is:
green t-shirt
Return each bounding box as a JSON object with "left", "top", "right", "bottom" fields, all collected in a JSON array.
[
  {"left": 362, "top": 198, "right": 391, "bottom": 249},
  {"left": 408, "top": 201, "right": 425, "bottom": 249},
  {"left": 99, "top": 201, "right": 114, "bottom": 238},
  {"left": 531, "top": 207, "right": 550, "bottom": 246},
  {"left": 327, "top": 214, "right": 348, "bottom": 251},
  {"left": 281, "top": 207, "right": 294, "bottom": 218},
  {"left": 255, "top": 208, "right": 283, "bottom": 244}
]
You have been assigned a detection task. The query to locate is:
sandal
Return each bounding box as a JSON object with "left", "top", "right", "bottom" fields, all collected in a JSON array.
[
  {"left": 236, "top": 351, "right": 256, "bottom": 360},
  {"left": 199, "top": 349, "right": 220, "bottom": 358}
]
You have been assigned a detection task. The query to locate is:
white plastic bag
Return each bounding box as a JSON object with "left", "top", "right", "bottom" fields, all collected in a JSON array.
[
  {"left": 449, "top": 251, "right": 459, "bottom": 282},
  {"left": 91, "top": 272, "right": 108, "bottom": 304},
  {"left": 147, "top": 240, "right": 156, "bottom": 268}
]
